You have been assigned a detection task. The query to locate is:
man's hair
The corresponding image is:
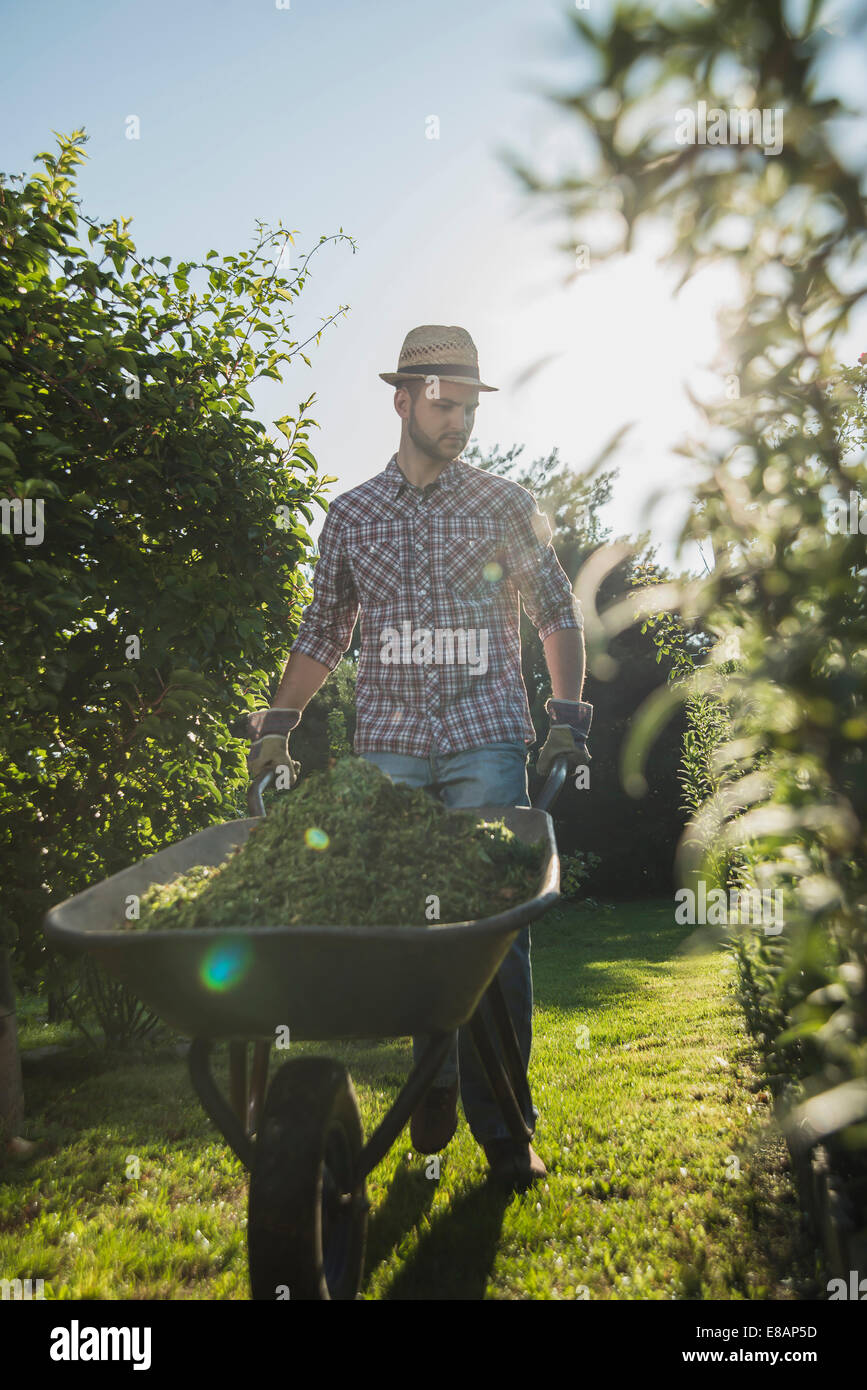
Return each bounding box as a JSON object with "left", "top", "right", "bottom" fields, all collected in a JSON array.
[{"left": 396, "top": 377, "right": 424, "bottom": 404}]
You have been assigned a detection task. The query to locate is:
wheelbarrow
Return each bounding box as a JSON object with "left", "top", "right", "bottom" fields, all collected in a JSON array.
[{"left": 43, "top": 752, "right": 571, "bottom": 1300}]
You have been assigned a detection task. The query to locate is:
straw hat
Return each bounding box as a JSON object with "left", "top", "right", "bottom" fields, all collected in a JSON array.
[{"left": 379, "top": 325, "right": 498, "bottom": 392}]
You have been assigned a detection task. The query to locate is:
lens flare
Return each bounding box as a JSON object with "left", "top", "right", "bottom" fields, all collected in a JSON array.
[
  {"left": 483, "top": 561, "right": 503, "bottom": 583},
  {"left": 304, "top": 827, "right": 330, "bottom": 850},
  {"left": 199, "top": 936, "right": 253, "bottom": 993}
]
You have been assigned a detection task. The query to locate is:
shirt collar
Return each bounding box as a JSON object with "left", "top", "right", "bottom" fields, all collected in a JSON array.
[{"left": 384, "top": 453, "right": 464, "bottom": 499}]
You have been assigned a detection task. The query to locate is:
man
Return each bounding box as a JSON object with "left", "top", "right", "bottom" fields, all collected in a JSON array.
[{"left": 245, "top": 325, "right": 593, "bottom": 1191}]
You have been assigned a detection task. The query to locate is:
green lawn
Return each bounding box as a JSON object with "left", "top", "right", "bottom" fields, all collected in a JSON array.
[{"left": 1, "top": 900, "right": 823, "bottom": 1299}]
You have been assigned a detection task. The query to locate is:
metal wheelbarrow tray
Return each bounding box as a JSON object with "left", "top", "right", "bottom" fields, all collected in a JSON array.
[{"left": 43, "top": 758, "right": 569, "bottom": 1301}]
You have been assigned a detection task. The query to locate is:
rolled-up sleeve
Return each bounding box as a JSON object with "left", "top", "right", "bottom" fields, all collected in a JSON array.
[
  {"left": 506, "top": 490, "right": 584, "bottom": 641},
  {"left": 289, "top": 499, "right": 360, "bottom": 671}
]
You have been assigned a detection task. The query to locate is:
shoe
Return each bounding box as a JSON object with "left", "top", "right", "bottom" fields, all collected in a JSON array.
[
  {"left": 483, "top": 1138, "right": 547, "bottom": 1192},
  {"left": 410, "top": 1081, "right": 459, "bottom": 1154}
]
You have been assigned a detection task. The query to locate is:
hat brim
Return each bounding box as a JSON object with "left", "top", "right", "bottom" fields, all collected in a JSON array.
[{"left": 379, "top": 372, "right": 498, "bottom": 392}]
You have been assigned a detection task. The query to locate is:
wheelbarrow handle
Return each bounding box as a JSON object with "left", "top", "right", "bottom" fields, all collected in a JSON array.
[
  {"left": 247, "top": 768, "right": 276, "bottom": 818},
  {"left": 531, "top": 752, "right": 571, "bottom": 814}
]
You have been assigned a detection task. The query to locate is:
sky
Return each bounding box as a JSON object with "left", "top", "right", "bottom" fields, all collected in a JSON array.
[{"left": 2, "top": 0, "right": 866, "bottom": 571}]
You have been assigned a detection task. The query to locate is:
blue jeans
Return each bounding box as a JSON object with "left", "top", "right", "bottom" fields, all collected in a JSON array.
[{"left": 360, "top": 741, "right": 538, "bottom": 1146}]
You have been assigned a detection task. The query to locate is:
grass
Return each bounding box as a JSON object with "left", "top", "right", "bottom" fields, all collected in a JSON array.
[{"left": 1, "top": 900, "right": 824, "bottom": 1300}]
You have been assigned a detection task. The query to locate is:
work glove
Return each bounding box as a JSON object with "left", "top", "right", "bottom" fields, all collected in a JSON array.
[
  {"left": 242, "top": 708, "right": 302, "bottom": 789},
  {"left": 536, "top": 698, "right": 593, "bottom": 778}
]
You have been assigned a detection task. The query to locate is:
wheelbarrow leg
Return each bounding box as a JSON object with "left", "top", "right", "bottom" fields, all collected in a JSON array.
[
  {"left": 229, "top": 1041, "right": 248, "bottom": 1130},
  {"left": 358, "top": 1030, "right": 455, "bottom": 1180},
  {"left": 189, "top": 1038, "right": 254, "bottom": 1168},
  {"left": 247, "top": 1041, "right": 271, "bottom": 1136},
  {"left": 484, "top": 973, "right": 535, "bottom": 1133},
  {"left": 227, "top": 1040, "right": 271, "bottom": 1137},
  {"left": 468, "top": 978, "right": 534, "bottom": 1144}
]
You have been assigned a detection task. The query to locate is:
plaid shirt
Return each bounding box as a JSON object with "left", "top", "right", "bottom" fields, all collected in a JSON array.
[{"left": 289, "top": 453, "right": 583, "bottom": 756}]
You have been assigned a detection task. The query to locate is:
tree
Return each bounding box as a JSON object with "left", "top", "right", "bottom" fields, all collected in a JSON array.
[
  {"left": 513, "top": 1, "right": 867, "bottom": 1212},
  {"left": 0, "top": 131, "right": 354, "bottom": 1052}
]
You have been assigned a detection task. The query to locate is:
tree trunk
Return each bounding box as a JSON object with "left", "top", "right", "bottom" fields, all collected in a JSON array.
[{"left": 0, "top": 947, "right": 24, "bottom": 1143}]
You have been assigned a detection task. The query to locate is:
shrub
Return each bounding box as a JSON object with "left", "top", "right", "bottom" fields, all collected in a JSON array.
[
  {"left": 515, "top": 2, "right": 867, "bottom": 1230},
  {"left": 0, "top": 130, "right": 354, "bottom": 1039}
]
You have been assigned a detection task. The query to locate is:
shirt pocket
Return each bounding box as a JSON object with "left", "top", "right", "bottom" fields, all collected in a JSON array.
[
  {"left": 442, "top": 522, "right": 507, "bottom": 605},
  {"left": 345, "top": 532, "right": 403, "bottom": 608}
]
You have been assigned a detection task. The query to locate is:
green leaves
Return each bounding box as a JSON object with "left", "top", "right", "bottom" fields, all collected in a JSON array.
[
  {"left": 519, "top": 1, "right": 867, "bottom": 1181},
  {"left": 0, "top": 129, "right": 355, "bottom": 984}
]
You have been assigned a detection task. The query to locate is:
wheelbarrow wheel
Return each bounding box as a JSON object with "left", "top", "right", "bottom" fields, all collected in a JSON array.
[{"left": 247, "top": 1057, "right": 367, "bottom": 1301}]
